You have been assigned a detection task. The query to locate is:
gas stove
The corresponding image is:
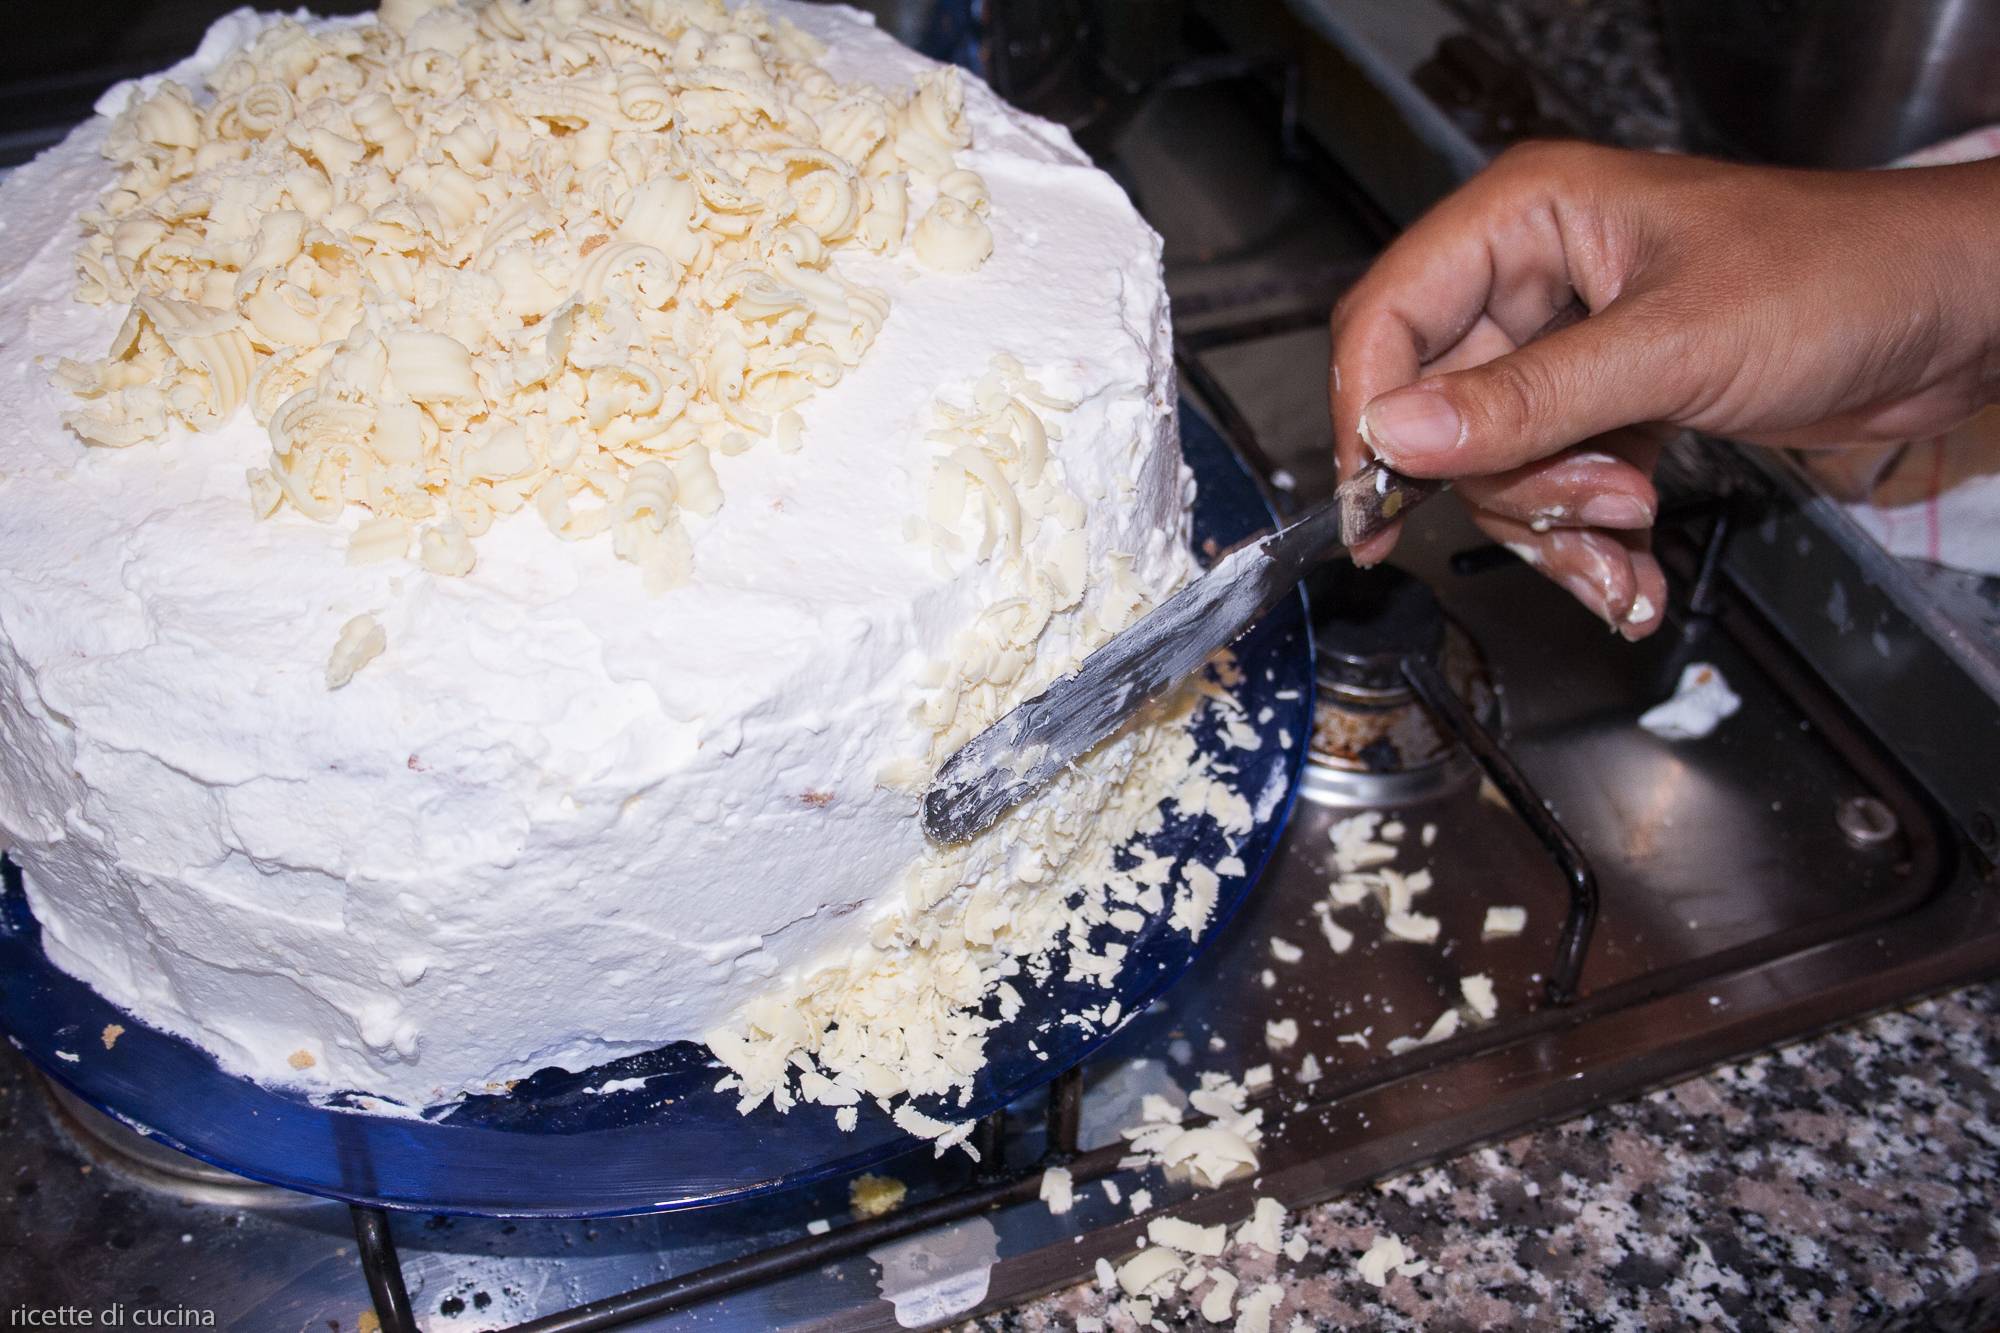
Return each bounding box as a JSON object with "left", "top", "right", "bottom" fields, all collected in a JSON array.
[{"left": 5, "top": 3, "right": 1999, "bottom": 1330}]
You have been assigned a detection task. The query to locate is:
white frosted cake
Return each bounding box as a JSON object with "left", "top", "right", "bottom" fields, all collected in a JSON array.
[{"left": 0, "top": 0, "right": 1222, "bottom": 1117}]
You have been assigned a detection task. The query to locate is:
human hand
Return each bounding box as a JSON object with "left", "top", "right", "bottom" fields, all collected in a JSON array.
[{"left": 1329, "top": 141, "right": 2000, "bottom": 636}]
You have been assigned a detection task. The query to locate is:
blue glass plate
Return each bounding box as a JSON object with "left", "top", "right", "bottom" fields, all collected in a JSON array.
[{"left": 0, "top": 404, "right": 1312, "bottom": 1217}]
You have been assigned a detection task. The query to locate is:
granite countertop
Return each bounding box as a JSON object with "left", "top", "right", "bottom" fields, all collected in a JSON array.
[
  {"left": 1440, "top": 0, "right": 1685, "bottom": 150},
  {"left": 990, "top": 979, "right": 2000, "bottom": 1331}
]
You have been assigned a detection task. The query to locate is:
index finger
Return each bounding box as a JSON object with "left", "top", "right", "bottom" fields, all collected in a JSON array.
[{"left": 1329, "top": 156, "right": 1586, "bottom": 484}]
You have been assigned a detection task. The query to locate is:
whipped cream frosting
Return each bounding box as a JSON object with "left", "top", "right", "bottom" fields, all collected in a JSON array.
[{"left": 0, "top": 2, "right": 1190, "bottom": 1106}]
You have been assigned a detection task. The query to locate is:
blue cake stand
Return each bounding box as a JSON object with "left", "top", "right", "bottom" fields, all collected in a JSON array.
[{"left": 0, "top": 404, "right": 1313, "bottom": 1217}]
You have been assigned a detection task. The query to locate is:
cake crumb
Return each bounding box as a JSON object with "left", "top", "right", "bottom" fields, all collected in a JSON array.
[
  {"left": 100, "top": 1024, "right": 123, "bottom": 1050},
  {"left": 288, "top": 1049, "right": 316, "bottom": 1070},
  {"left": 1268, "top": 937, "right": 1303, "bottom": 963},
  {"left": 849, "top": 1173, "right": 906, "bottom": 1218},
  {"left": 1483, "top": 905, "right": 1527, "bottom": 938},
  {"left": 1264, "top": 1018, "right": 1299, "bottom": 1051}
]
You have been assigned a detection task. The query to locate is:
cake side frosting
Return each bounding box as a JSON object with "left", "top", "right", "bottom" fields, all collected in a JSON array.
[{"left": 0, "top": 0, "right": 1192, "bottom": 1106}]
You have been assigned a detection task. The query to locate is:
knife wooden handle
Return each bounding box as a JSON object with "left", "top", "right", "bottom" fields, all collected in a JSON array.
[{"left": 1336, "top": 462, "right": 1446, "bottom": 551}]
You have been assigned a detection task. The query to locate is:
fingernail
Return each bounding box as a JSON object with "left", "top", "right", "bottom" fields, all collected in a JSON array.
[
  {"left": 1580, "top": 494, "right": 1652, "bottom": 528},
  {"left": 1360, "top": 390, "right": 1462, "bottom": 461}
]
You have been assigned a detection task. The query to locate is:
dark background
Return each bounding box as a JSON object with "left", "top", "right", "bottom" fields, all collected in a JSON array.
[{"left": 0, "top": 0, "right": 375, "bottom": 164}]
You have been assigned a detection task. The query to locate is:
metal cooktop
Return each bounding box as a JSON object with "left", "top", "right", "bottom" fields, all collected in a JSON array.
[{"left": 4, "top": 3, "right": 1998, "bottom": 1330}]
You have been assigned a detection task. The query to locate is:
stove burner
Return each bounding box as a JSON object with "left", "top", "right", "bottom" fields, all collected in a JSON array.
[
  {"left": 34, "top": 1074, "right": 311, "bottom": 1210},
  {"left": 1300, "top": 563, "right": 1495, "bottom": 805},
  {"left": 1314, "top": 560, "right": 1445, "bottom": 694}
]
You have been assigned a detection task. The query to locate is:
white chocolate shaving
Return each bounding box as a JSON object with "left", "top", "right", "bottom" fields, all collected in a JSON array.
[
  {"left": 61, "top": 0, "right": 998, "bottom": 592},
  {"left": 912, "top": 196, "right": 993, "bottom": 272},
  {"left": 325, "top": 613, "right": 386, "bottom": 690},
  {"left": 1116, "top": 1248, "right": 1185, "bottom": 1300},
  {"left": 1147, "top": 1217, "right": 1227, "bottom": 1257},
  {"left": 1200, "top": 1271, "right": 1239, "bottom": 1323},
  {"left": 1039, "top": 1165, "right": 1074, "bottom": 1216},
  {"left": 1234, "top": 1197, "right": 1286, "bottom": 1256},
  {"left": 1387, "top": 1009, "right": 1461, "bottom": 1056},
  {"left": 1461, "top": 973, "right": 1498, "bottom": 1021}
]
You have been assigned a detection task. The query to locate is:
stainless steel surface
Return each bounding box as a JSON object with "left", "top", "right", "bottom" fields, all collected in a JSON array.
[
  {"left": 922, "top": 462, "right": 1439, "bottom": 843},
  {"left": 1710, "top": 445, "right": 2000, "bottom": 863},
  {"left": 1659, "top": 0, "right": 2000, "bottom": 166}
]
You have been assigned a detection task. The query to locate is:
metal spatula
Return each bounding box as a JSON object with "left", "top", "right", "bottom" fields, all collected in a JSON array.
[{"left": 922, "top": 460, "right": 1442, "bottom": 843}]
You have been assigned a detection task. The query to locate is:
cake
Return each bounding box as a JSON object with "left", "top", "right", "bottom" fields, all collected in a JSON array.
[{"left": 0, "top": 0, "right": 1217, "bottom": 1117}]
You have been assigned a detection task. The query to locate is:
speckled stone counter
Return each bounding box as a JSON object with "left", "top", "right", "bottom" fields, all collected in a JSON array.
[
  {"left": 986, "top": 980, "right": 2000, "bottom": 1331},
  {"left": 1441, "top": 0, "right": 1684, "bottom": 150}
]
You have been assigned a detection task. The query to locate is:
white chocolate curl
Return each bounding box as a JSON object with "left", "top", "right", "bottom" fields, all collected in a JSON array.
[
  {"left": 60, "top": 0, "right": 999, "bottom": 589},
  {"left": 325, "top": 613, "right": 387, "bottom": 689},
  {"left": 912, "top": 197, "right": 994, "bottom": 273}
]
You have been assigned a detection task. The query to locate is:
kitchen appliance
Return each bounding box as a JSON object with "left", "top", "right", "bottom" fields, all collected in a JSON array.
[{"left": 5, "top": 3, "right": 1999, "bottom": 1329}]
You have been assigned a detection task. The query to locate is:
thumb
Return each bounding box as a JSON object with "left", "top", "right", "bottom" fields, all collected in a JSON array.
[{"left": 1359, "top": 304, "right": 1697, "bottom": 479}]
